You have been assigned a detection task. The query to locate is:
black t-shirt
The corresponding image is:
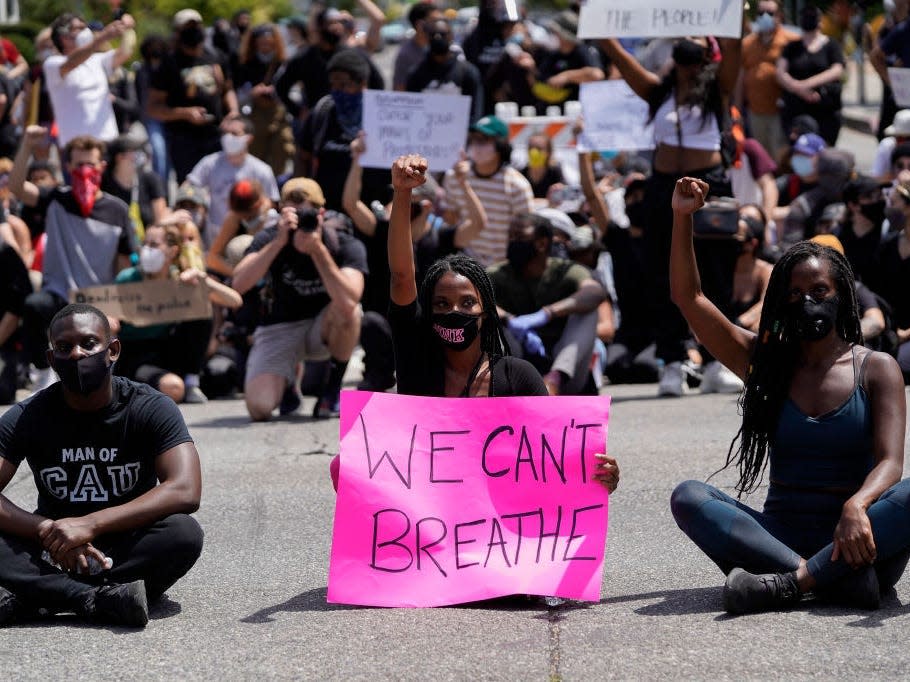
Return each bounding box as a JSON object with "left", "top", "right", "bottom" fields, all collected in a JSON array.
[
  {"left": 534, "top": 44, "right": 602, "bottom": 107},
  {"left": 0, "top": 242, "right": 31, "bottom": 350},
  {"left": 781, "top": 38, "right": 844, "bottom": 107},
  {"left": 836, "top": 221, "right": 881, "bottom": 285},
  {"left": 405, "top": 56, "right": 484, "bottom": 122},
  {"left": 16, "top": 185, "right": 53, "bottom": 239},
  {"left": 520, "top": 165, "right": 565, "bottom": 199},
  {"left": 247, "top": 222, "right": 369, "bottom": 325},
  {"left": 101, "top": 170, "right": 166, "bottom": 230},
  {"left": 603, "top": 223, "right": 650, "bottom": 346},
  {"left": 869, "top": 232, "right": 910, "bottom": 328},
  {"left": 388, "top": 298, "right": 547, "bottom": 397},
  {"left": 151, "top": 48, "right": 227, "bottom": 139},
  {"left": 0, "top": 376, "right": 192, "bottom": 519}
]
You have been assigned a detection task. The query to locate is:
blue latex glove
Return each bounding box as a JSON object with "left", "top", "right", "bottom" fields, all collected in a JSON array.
[
  {"left": 508, "top": 308, "right": 550, "bottom": 337},
  {"left": 521, "top": 330, "right": 547, "bottom": 357}
]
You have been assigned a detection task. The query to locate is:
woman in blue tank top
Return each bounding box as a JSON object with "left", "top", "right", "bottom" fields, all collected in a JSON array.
[{"left": 668, "top": 177, "right": 910, "bottom": 614}]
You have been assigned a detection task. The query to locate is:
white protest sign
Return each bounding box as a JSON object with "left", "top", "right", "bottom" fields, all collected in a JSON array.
[
  {"left": 360, "top": 90, "right": 471, "bottom": 170},
  {"left": 578, "top": 0, "right": 743, "bottom": 39},
  {"left": 577, "top": 80, "right": 654, "bottom": 152},
  {"left": 889, "top": 68, "right": 910, "bottom": 108}
]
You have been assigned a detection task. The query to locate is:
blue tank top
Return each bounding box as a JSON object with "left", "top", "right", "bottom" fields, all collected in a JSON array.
[{"left": 770, "top": 348, "right": 874, "bottom": 490}]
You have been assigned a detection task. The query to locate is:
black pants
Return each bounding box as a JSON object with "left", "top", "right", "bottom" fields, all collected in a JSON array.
[
  {"left": 117, "top": 319, "right": 214, "bottom": 387},
  {"left": 167, "top": 133, "right": 221, "bottom": 185},
  {"left": 22, "top": 289, "right": 68, "bottom": 369},
  {"left": 644, "top": 168, "right": 736, "bottom": 365},
  {"left": 0, "top": 514, "right": 203, "bottom": 612},
  {"left": 359, "top": 310, "right": 395, "bottom": 382}
]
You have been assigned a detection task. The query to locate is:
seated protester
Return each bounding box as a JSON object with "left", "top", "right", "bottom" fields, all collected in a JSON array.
[
  {"left": 836, "top": 175, "right": 888, "bottom": 284},
  {"left": 17, "top": 160, "right": 60, "bottom": 243},
  {"left": 889, "top": 144, "right": 910, "bottom": 191},
  {"left": 175, "top": 218, "right": 207, "bottom": 274},
  {"left": 520, "top": 132, "right": 566, "bottom": 201},
  {"left": 780, "top": 147, "right": 854, "bottom": 251},
  {"left": 870, "top": 110, "right": 910, "bottom": 182},
  {"left": 668, "top": 177, "right": 910, "bottom": 615},
  {"left": 114, "top": 224, "right": 242, "bottom": 404},
  {"left": 101, "top": 134, "right": 168, "bottom": 242},
  {"left": 489, "top": 212, "right": 607, "bottom": 395},
  {"left": 184, "top": 117, "right": 279, "bottom": 248},
  {"left": 10, "top": 128, "right": 135, "bottom": 394},
  {"left": 206, "top": 179, "right": 279, "bottom": 278},
  {"left": 776, "top": 113, "right": 820, "bottom": 172},
  {"left": 814, "top": 202, "right": 846, "bottom": 235},
  {"left": 165, "top": 184, "right": 211, "bottom": 248},
  {"left": 0, "top": 157, "right": 34, "bottom": 267},
  {"left": 732, "top": 205, "right": 774, "bottom": 333},
  {"left": 404, "top": 18, "right": 484, "bottom": 123},
  {"left": 231, "top": 177, "right": 367, "bottom": 421},
  {"left": 442, "top": 115, "right": 534, "bottom": 266},
  {"left": 0, "top": 241, "right": 32, "bottom": 403},
  {"left": 0, "top": 304, "right": 203, "bottom": 628},
  {"left": 775, "top": 132, "right": 824, "bottom": 210}
]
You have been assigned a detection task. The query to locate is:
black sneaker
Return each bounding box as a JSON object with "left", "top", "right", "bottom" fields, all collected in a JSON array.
[
  {"left": 279, "top": 384, "right": 302, "bottom": 416},
  {"left": 0, "top": 586, "right": 20, "bottom": 626},
  {"left": 91, "top": 580, "right": 149, "bottom": 627},
  {"left": 312, "top": 395, "right": 340, "bottom": 419},
  {"left": 723, "top": 568, "right": 801, "bottom": 614},
  {"left": 815, "top": 565, "right": 880, "bottom": 610},
  {"left": 356, "top": 372, "right": 396, "bottom": 393}
]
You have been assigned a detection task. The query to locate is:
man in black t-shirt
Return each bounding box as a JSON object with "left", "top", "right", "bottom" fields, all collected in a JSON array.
[
  {"left": 232, "top": 177, "right": 368, "bottom": 421},
  {"left": 0, "top": 243, "right": 31, "bottom": 403},
  {"left": 530, "top": 11, "right": 604, "bottom": 114},
  {"left": 0, "top": 304, "right": 203, "bottom": 628},
  {"left": 146, "top": 9, "right": 240, "bottom": 183}
]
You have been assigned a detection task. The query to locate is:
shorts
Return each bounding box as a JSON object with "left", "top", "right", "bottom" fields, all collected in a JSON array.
[{"left": 246, "top": 312, "right": 331, "bottom": 384}]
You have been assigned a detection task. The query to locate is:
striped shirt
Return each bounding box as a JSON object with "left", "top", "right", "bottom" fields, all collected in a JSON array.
[{"left": 443, "top": 165, "right": 534, "bottom": 266}]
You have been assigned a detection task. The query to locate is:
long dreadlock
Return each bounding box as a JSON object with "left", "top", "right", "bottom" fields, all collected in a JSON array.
[
  {"left": 418, "top": 253, "right": 511, "bottom": 360},
  {"left": 717, "top": 241, "right": 863, "bottom": 495}
]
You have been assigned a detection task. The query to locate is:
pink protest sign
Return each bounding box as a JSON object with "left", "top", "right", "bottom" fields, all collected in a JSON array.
[{"left": 328, "top": 391, "right": 611, "bottom": 607}]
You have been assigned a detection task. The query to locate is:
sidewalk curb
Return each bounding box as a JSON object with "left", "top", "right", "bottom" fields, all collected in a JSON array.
[{"left": 842, "top": 105, "right": 878, "bottom": 136}]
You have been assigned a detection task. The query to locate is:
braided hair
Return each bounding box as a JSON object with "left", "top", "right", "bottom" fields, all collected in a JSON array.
[
  {"left": 718, "top": 241, "right": 863, "bottom": 494},
  {"left": 418, "top": 253, "right": 511, "bottom": 360}
]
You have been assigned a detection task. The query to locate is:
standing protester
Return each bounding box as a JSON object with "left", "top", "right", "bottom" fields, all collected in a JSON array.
[
  {"left": 668, "top": 177, "right": 910, "bottom": 615},
  {"left": 0, "top": 304, "right": 203, "bottom": 628},
  {"left": 101, "top": 134, "right": 169, "bottom": 242},
  {"left": 392, "top": 2, "right": 442, "bottom": 91},
  {"left": 870, "top": 0, "right": 910, "bottom": 140},
  {"left": 147, "top": 9, "right": 240, "bottom": 184}
]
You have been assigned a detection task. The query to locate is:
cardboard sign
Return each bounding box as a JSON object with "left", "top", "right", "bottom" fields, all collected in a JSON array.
[
  {"left": 889, "top": 68, "right": 910, "bottom": 108},
  {"left": 360, "top": 90, "right": 471, "bottom": 170},
  {"left": 328, "top": 392, "right": 611, "bottom": 607},
  {"left": 577, "top": 80, "right": 654, "bottom": 152},
  {"left": 578, "top": 0, "right": 743, "bottom": 39},
  {"left": 71, "top": 279, "right": 212, "bottom": 327}
]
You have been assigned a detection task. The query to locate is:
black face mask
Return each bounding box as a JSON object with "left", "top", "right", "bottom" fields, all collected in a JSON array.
[
  {"left": 429, "top": 36, "right": 451, "bottom": 56},
  {"left": 179, "top": 25, "right": 205, "bottom": 48},
  {"left": 787, "top": 294, "right": 840, "bottom": 341},
  {"left": 550, "top": 241, "right": 569, "bottom": 259},
  {"left": 799, "top": 11, "right": 820, "bottom": 32},
  {"left": 672, "top": 40, "right": 705, "bottom": 66},
  {"left": 625, "top": 201, "right": 648, "bottom": 228},
  {"left": 507, "top": 239, "right": 537, "bottom": 272},
  {"left": 431, "top": 311, "right": 481, "bottom": 350},
  {"left": 321, "top": 29, "right": 341, "bottom": 47},
  {"left": 52, "top": 347, "right": 113, "bottom": 395},
  {"left": 858, "top": 199, "right": 886, "bottom": 226}
]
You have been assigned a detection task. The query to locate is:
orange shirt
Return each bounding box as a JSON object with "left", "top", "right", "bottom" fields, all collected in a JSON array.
[{"left": 741, "top": 26, "right": 800, "bottom": 115}]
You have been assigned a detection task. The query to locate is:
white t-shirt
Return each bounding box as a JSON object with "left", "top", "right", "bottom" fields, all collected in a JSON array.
[{"left": 43, "top": 51, "right": 119, "bottom": 146}]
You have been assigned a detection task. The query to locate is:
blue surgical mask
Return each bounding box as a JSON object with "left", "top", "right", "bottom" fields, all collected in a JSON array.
[
  {"left": 331, "top": 90, "right": 363, "bottom": 136},
  {"left": 791, "top": 155, "right": 814, "bottom": 179},
  {"left": 754, "top": 12, "right": 775, "bottom": 33}
]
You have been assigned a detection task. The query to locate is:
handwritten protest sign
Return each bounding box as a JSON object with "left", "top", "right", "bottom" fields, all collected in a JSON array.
[
  {"left": 360, "top": 90, "right": 471, "bottom": 170},
  {"left": 578, "top": 0, "right": 743, "bottom": 39},
  {"left": 577, "top": 80, "right": 654, "bottom": 152},
  {"left": 889, "top": 68, "right": 910, "bottom": 108},
  {"left": 71, "top": 279, "right": 211, "bottom": 327},
  {"left": 328, "top": 392, "right": 611, "bottom": 607}
]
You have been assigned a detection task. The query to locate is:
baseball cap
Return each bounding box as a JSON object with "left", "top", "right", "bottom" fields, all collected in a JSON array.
[
  {"left": 174, "top": 9, "right": 203, "bottom": 29},
  {"left": 471, "top": 115, "right": 508, "bottom": 139},
  {"left": 548, "top": 10, "right": 579, "bottom": 44},
  {"left": 793, "top": 133, "right": 826, "bottom": 156},
  {"left": 842, "top": 175, "right": 887, "bottom": 203},
  {"left": 810, "top": 233, "right": 845, "bottom": 255},
  {"left": 534, "top": 207, "right": 575, "bottom": 240},
  {"left": 281, "top": 177, "right": 326, "bottom": 208},
  {"left": 174, "top": 183, "right": 209, "bottom": 209}
]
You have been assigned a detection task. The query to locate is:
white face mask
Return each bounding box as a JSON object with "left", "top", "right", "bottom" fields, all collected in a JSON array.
[
  {"left": 139, "top": 245, "right": 167, "bottom": 274},
  {"left": 221, "top": 134, "right": 248, "bottom": 156},
  {"left": 74, "top": 27, "right": 94, "bottom": 49}
]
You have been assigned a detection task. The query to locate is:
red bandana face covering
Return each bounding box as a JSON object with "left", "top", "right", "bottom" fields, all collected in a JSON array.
[{"left": 71, "top": 165, "right": 102, "bottom": 217}]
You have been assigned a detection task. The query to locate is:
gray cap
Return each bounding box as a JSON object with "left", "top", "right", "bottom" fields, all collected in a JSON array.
[{"left": 534, "top": 207, "right": 575, "bottom": 239}]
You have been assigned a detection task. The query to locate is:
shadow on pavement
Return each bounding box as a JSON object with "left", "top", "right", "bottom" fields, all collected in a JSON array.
[
  {"left": 605, "top": 586, "right": 722, "bottom": 616},
  {"left": 241, "top": 587, "right": 361, "bottom": 622}
]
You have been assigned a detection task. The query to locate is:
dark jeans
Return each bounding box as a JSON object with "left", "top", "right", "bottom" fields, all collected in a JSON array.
[
  {"left": 167, "top": 132, "right": 221, "bottom": 185},
  {"left": 671, "top": 479, "right": 910, "bottom": 588},
  {"left": 0, "top": 514, "right": 203, "bottom": 612},
  {"left": 22, "top": 289, "right": 68, "bottom": 369}
]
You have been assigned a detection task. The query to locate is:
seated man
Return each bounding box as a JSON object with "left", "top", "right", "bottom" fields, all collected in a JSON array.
[
  {"left": 0, "top": 304, "right": 203, "bottom": 628},
  {"left": 488, "top": 213, "right": 606, "bottom": 395},
  {"left": 232, "top": 177, "right": 367, "bottom": 420}
]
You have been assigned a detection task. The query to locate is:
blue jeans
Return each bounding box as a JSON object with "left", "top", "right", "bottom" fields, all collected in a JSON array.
[
  {"left": 671, "top": 479, "right": 910, "bottom": 588},
  {"left": 143, "top": 117, "right": 171, "bottom": 185}
]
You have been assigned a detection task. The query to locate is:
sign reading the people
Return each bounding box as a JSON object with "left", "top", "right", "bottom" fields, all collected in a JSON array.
[
  {"left": 578, "top": 80, "right": 655, "bottom": 152},
  {"left": 360, "top": 90, "right": 471, "bottom": 170},
  {"left": 889, "top": 68, "right": 910, "bottom": 108},
  {"left": 328, "top": 392, "right": 611, "bottom": 607},
  {"left": 71, "top": 280, "right": 212, "bottom": 327},
  {"left": 578, "top": 0, "right": 744, "bottom": 38}
]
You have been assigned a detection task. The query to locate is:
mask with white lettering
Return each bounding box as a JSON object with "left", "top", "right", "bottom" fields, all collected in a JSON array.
[
  {"left": 431, "top": 311, "right": 481, "bottom": 350},
  {"left": 221, "top": 133, "right": 248, "bottom": 156},
  {"left": 53, "top": 347, "right": 114, "bottom": 395},
  {"left": 70, "top": 165, "right": 102, "bottom": 217},
  {"left": 139, "top": 245, "right": 167, "bottom": 274}
]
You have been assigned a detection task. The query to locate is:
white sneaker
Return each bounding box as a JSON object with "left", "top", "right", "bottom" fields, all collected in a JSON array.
[
  {"left": 29, "top": 366, "right": 58, "bottom": 394},
  {"left": 700, "top": 361, "right": 744, "bottom": 394},
  {"left": 657, "top": 361, "right": 685, "bottom": 397}
]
